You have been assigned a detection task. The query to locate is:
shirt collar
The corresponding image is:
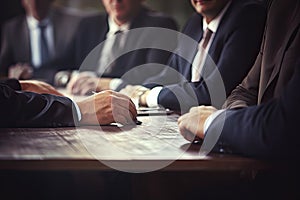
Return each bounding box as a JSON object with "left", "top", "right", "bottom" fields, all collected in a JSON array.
[
  {"left": 107, "top": 16, "right": 130, "bottom": 37},
  {"left": 202, "top": 1, "right": 231, "bottom": 33},
  {"left": 26, "top": 15, "right": 50, "bottom": 29}
]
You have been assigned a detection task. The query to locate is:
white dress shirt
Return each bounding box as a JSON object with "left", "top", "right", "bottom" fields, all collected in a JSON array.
[
  {"left": 97, "top": 16, "right": 130, "bottom": 90},
  {"left": 72, "top": 17, "right": 132, "bottom": 121},
  {"left": 146, "top": 1, "right": 231, "bottom": 108},
  {"left": 26, "top": 16, "right": 54, "bottom": 68}
]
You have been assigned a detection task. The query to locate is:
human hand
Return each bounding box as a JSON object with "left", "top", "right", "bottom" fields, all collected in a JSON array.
[
  {"left": 8, "top": 63, "right": 33, "bottom": 79},
  {"left": 77, "top": 90, "right": 138, "bottom": 125},
  {"left": 120, "top": 85, "right": 150, "bottom": 107},
  {"left": 178, "top": 106, "right": 217, "bottom": 142},
  {"left": 20, "top": 80, "right": 64, "bottom": 96},
  {"left": 66, "top": 72, "right": 112, "bottom": 95},
  {"left": 66, "top": 71, "right": 97, "bottom": 95}
]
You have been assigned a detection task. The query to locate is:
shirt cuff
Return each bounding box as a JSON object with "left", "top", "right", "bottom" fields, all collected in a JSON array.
[
  {"left": 71, "top": 99, "right": 82, "bottom": 121},
  {"left": 146, "top": 86, "right": 163, "bottom": 107},
  {"left": 203, "top": 109, "right": 225, "bottom": 135},
  {"left": 109, "top": 78, "right": 123, "bottom": 90}
]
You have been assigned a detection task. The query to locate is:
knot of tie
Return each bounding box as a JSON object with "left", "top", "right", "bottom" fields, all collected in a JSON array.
[
  {"left": 202, "top": 28, "right": 213, "bottom": 49},
  {"left": 114, "top": 30, "right": 123, "bottom": 35},
  {"left": 38, "top": 22, "right": 48, "bottom": 31}
]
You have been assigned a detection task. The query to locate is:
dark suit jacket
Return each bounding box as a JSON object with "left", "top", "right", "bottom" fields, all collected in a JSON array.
[
  {"left": 0, "top": 8, "right": 81, "bottom": 83},
  {"left": 209, "top": 0, "right": 300, "bottom": 159},
  {"left": 74, "top": 7, "right": 178, "bottom": 90},
  {"left": 145, "top": 0, "right": 266, "bottom": 113},
  {"left": 0, "top": 79, "right": 77, "bottom": 128},
  {"left": 225, "top": 0, "right": 300, "bottom": 109}
]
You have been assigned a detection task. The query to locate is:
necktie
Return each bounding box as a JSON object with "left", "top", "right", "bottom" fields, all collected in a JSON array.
[
  {"left": 191, "top": 28, "right": 213, "bottom": 82},
  {"left": 98, "top": 30, "right": 124, "bottom": 75},
  {"left": 39, "top": 23, "right": 50, "bottom": 66},
  {"left": 202, "top": 28, "right": 213, "bottom": 49}
]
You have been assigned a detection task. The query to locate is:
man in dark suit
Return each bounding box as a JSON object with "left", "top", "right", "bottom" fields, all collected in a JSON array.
[
  {"left": 178, "top": 0, "right": 300, "bottom": 159},
  {"left": 0, "top": 0, "right": 24, "bottom": 47},
  {"left": 0, "top": 79, "right": 137, "bottom": 128},
  {"left": 66, "top": 0, "right": 178, "bottom": 95},
  {"left": 0, "top": 0, "right": 80, "bottom": 84},
  {"left": 122, "top": 0, "right": 266, "bottom": 113}
]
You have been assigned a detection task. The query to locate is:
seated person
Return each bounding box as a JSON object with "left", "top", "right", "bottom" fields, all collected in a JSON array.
[
  {"left": 0, "top": 0, "right": 81, "bottom": 84},
  {"left": 0, "top": 0, "right": 24, "bottom": 47},
  {"left": 178, "top": 0, "right": 300, "bottom": 159},
  {"left": 65, "top": 0, "right": 178, "bottom": 95},
  {"left": 121, "top": 0, "right": 266, "bottom": 113},
  {"left": 0, "top": 79, "right": 137, "bottom": 127}
]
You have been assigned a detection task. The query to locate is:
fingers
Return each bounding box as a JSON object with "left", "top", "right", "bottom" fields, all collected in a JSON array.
[
  {"left": 110, "top": 92, "right": 138, "bottom": 123},
  {"left": 73, "top": 78, "right": 90, "bottom": 95},
  {"left": 178, "top": 117, "right": 196, "bottom": 142},
  {"left": 91, "top": 91, "right": 137, "bottom": 125},
  {"left": 179, "top": 106, "right": 216, "bottom": 142},
  {"left": 66, "top": 75, "right": 77, "bottom": 93},
  {"left": 112, "top": 104, "right": 136, "bottom": 125},
  {"left": 119, "top": 85, "right": 135, "bottom": 97},
  {"left": 67, "top": 72, "right": 93, "bottom": 94},
  {"left": 70, "top": 76, "right": 89, "bottom": 95},
  {"left": 68, "top": 75, "right": 100, "bottom": 95},
  {"left": 178, "top": 111, "right": 200, "bottom": 141},
  {"left": 119, "top": 85, "right": 146, "bottom": 99},
  {"left": 8, "top": 63, "right": 33, "bottom": 79},
  {"left": 78, "top": 79, "right": 98, "bottom": 95},
  {"left": 19, "top": 65, "right": 33, "bottom": 79},
  {"left": 190, "top": 105, "right": 217, "bottom": 113},
  {"left": 8, "top": 65, "right": 23, "bottom": 79},
  {"left": 111, "top": 91, "right": 138, "bottom": 118}
]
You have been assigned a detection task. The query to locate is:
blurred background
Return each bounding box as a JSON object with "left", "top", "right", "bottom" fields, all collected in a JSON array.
[
  {"left": 0, "top": 0, "right": 194, "bottom": 39},
  {"left": 55, "top": 0, "right": 194, "bottom": 29}
]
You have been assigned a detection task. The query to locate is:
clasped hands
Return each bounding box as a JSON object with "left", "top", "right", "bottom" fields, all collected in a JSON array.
[
  {"left": 65, "top": 72, "right": 152, "bottom": 106},
  {"left": 8, "top": 63, "right": 33, "bottom": 80},
  {"left": 66, "top": 72, "right": 112, "bottom": 95},
  {"left": 119, "top": 85, "right": 150, "bottom": 107}
]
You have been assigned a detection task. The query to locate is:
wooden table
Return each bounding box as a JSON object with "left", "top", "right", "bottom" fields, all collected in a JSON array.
[
  {"left": 0, "top": 115, "right": 283, "bottom": 200},
  {"left": 0, "top": 114, "right": 269, "bottom": 172}
]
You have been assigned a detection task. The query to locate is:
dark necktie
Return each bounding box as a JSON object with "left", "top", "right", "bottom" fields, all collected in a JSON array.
[
  {"left": 99, "top": 30, "right": 124, "bottom": 75},
  {"left": 191, "top": 28, "right": 213, "bottom": 82},
  {"left": 202, "top": 28, "right": 213, "bottom": 49},
  {"left": 39, "top": 23, "right": 50, "bottom": 66},
  {"left": 110, "top": 30, "right": 123, "bottom": 66}
]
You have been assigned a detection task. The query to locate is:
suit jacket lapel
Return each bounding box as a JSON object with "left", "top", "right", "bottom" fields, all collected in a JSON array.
[
  {"left": 264, "top": 1, "right": 300, "bottom": 92},
  {"left": 201, "top": 2, "right": 231, "bottom": 83},
  {"left": 99, "top": 15, "right": 109, "bottom": 43}
]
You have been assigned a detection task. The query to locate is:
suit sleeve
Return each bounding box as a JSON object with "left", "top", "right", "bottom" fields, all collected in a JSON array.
[
  {"left": 0, "top": 79, "right": 21, "bottom": 90},
  {"left": 223, "top": 53, "right": 262, "bottom": 109},
  {"left": 157, "top": 3, "right": 266, "bottom": 113},
  {"left": 0, "top": 82, "right": 79, "bottom": 128},
  {"left": 209, "top": 61, "right": 300, "bottom": 159}
]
